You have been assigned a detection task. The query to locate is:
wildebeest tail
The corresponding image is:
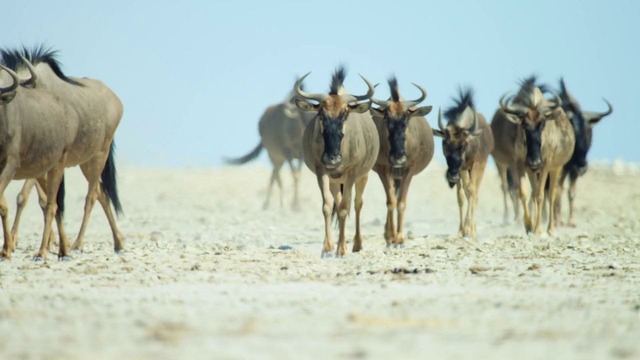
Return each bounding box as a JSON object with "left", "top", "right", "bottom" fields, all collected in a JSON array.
[
  {"left": 223, "top": 142, "right": 263, "bottom": 165},
  {"left": 56, "top": 175, "right": 65, "bottom": 218},
  {"left": 101, "top": 141, "right": 123, "bottom": 215}
]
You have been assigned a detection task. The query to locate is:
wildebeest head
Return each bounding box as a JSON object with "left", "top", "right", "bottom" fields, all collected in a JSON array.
[
  {"left": 370, "top": 76, "right": 432, "bottom": 168},
  {"left": 500, "top": 77, "right": 561, "bottom": 171},
  {"left": 294, "top": 66, "right": 374, "bottom": 169},
  {"left": 559, "top": 78, "right": 613, "bottom": 176},
  {"left": 0, "top": 64, "right": 19, "bottom": 104},
  {"left": 433, "top": 88, "right": 480, "bottom": 187}
]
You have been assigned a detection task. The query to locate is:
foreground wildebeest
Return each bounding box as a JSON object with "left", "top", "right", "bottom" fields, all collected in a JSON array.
[
  {"left": 225, "top": 80, "right": 312, "bottom": 209},
  {"left": 434, "top": 89, "right": 493, "bottom": 239},
  {"left": 294, "top": 67, "right": 378, "bottom": 257},
  {"left": 495, "top": 77, "right": 575, "bottom": 235},
  {"left": 552, "top": 79, "right": 613, "bottom": 226},
  {"left": 1, "top": 47, "right": 124, "bottom": 259},
  {"left": 370, "top": 77, "right": 434, "bottom": 247},
  {"left": 0, "top": 63, "right": 76, "bottom": 260}
]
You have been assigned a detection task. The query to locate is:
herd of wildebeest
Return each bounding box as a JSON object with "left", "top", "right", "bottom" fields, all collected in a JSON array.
[
  {"left": 0, "top": 47, "right": 614, "bottom": 261},
  {"left": 227, "top": 66, "right": 613, "bottom": 258}
]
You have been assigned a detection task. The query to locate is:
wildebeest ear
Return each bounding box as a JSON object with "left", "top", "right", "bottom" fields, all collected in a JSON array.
[
  {"left": 348, "top": 101, "right": 371, "bottom": 114},
  {"left": 370, "top": 106, "right": 384, "bottom": 117},
  {"left": 432, "top": 129, "right": 446, "bottom": 138},
  {"left": 410, "top": 105, "right": 433, "bottom": 117},
  {"left": 0, "top": 91, "right": 17, "bottom": 104},
  {"left": 295, "top": 99, "right": 319, "bottom": 112},
  {"left": 583, "top": 112, "right": 605, "bottom": 128}
]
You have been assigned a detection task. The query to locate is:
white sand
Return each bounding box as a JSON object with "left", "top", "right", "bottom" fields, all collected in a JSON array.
[{"left": 0, "top": 163, "right": 638, "bottom": 360}]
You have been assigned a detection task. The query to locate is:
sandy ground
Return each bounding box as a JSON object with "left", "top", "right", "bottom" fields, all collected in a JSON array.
[{"left": 0, "top": 162, "right": 639, "bottom": 360}]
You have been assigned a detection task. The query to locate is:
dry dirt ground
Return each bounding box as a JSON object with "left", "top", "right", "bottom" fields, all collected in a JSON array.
[{"left": 0, "top": 163, "right": 639, "bottom": 360}]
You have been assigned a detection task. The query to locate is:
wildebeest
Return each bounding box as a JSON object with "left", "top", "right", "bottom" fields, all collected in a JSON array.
[
  {"left": 434, "top": 89, "right": 493, "bottom": 239},
  {"left": 370, "top": 77, "right": 434, "bottom": 247},
  {"left": 1, "top": 47, "right": 124, "bottom": 259},
  {"left": 495, "top": 77, "right": 575, "bottom": 235},
  {"left": 0, "top": 63, "right": 76, "bottom": 260},
  {"left": 294, "top": 67, "right": 378, "bottom": 257},
  {"left": 224, "top": 80, "right": 312, "bottom": 210},
  {"left": 552, "top": 79, "right": 613, "bottom": 226}
]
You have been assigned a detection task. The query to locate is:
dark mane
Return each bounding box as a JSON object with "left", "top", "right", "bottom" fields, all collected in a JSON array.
[
  {"left": 0, "top": 45, "right": 83, "bottom": 87},
  {"left": 518, "top": 74, "right": 549, "bottom": 95},
  {"left": 388, "top": 76, "right": 400, "bottom": 102},
  {"left": 444, "top": 87, "right": 474, "bottom": 121},
  {"left": 329, "top": 65, "right": 346, "bottom": 95}
]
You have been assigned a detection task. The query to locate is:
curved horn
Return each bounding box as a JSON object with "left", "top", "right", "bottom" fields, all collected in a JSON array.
[
  {"left": 0, "top": 65, "right": 19, "bottom": 94},
  {"left": 499, "top": 93, "right": 525, "bottom": 116},
  {"left": 467, "top": 108, "right": 478, "bottom": 134},
  {"left": 402, "top": 82, "right": 427, "bottom": 108},
  {"left": 371, "top": 97, "right": 390, "bottom": 107},
  {"left": 547, "top": 92, "right": 562, "bottom": 110},
  {"left": 19, "top": 55, "right": 37, "bottom": 88},
  {"left": 438, "top": 107, "right": 445, "bottom": 131},
  {"left": 294, "top": 72, "right": 328, "bottom": 103},
  {"left": 350, "top": 74, "right": 375, "bottom": 101},
  {"left": 598, "top": 98, "right": 613, "bottom": 117}
]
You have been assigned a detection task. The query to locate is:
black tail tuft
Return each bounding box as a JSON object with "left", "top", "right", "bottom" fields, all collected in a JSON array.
[
  {"left": 101, "top": 141, "right": 123, "bottom": 215},
  {"left": 56, "top": 175, "right": 65, "bottom": 218},
  {"left": 223, "top": 142, "right": 263, "bottom": 165}
]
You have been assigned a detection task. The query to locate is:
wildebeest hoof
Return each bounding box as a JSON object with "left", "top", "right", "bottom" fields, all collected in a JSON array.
[
  {"left": 321, "top": 252, "right": 334, "bottom": 259},
  {"left": 59, "top": 256, "right": 73, "bottom": 262},
  {"left": 32, "top": 256, "right": 45, "bottom": 262},
  {"left": 0, "top": 257, "right": 10, "bottom": 262},
  {"left": 114, "top": 249, "right": 125, "bottom": 255}
]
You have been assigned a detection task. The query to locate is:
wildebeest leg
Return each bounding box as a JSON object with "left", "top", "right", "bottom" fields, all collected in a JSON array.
[
  {"left": 461, "top": 170, "right": 472, "bottom": 238},
  {"left": 532, "top": 169, "right": 549, "bottom": 236},
  {"left": 352, "top": 175, "right": 368, "bottom": 253},
  {"left": 395, "top": 175, "right": 413, "bottom": 246},
  {"left": 552, "top": 171, "right": 567, "bottom": 226},
  {"left": 496, "top": 163, "right": 510, "bottom": 224},
  {"left": 71, "top": 161, "right": 104, "bottom": 252},
  {"left": 518, "top": 171, "right": 533, "bottom": 233},
  {"left": 263, "top": 160, "right": 284, "bottom": 210},
  {"left": 456, "top": 180, "right": 465, "bottom": 238},
  {"left": 96, "top": 187, "right": 125, "bottom": 252},
  {"left": 26, "top": 177, "right": 61, "bottom": 252},
  {"left": 336, "top": 177, "right": 355, "bottom": 257},
  {"left": 376, "top": 172, "right": 396, "bottom": 247},
  {"left": 288, "top": 159, "right": 301, "bottom": 210},
  {"left": 317, "top": 173, "right": 334, "bottom": 257},
  {"left": 567, "top": 175, "right": 578, "bottom": 227},
  {"left": 469, "top": 159, "right": 487, "bottom": 239},
  {"left": 510, "top": 171, "right": 521, "bottom": 222},
  {"left": 0, "top": 159, "right": 19, "bottom": 260},
  {"left": 33, "top": 167, "right": 68, "bottom": 261},
  {"left": 547, "top": 169, "right": 561, "bottom": 236},
  {"left": 10, "top": 179, "right": 37, "bottom": 248}
]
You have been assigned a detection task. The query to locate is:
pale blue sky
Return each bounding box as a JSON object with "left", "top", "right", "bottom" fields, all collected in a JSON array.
[{"left": 4, "top": 1, "right": 638, "bottom": 167}]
